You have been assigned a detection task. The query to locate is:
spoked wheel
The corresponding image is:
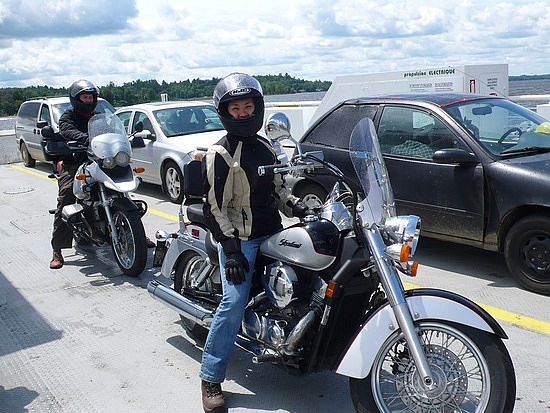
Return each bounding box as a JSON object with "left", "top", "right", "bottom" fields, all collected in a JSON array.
[
  {"left": 350, "top": 322, "right": 516, "bottom": 413},
  {"left": 174, "top": 251, "right": 211, "bottom": 342},
  {"left": 110, "top": 209, "right": 147, "bottom": 276}
]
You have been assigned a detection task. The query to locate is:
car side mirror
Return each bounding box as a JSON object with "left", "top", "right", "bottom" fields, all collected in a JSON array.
[
  {"left": 433, "top": 148, "right": 479, "bottom": 165},
  {"left": 131, "top": 135, "right": 146, "bottom": 148},
  {"left": 136, "top": 129, "right": 155, "bottom": 140},
  {"left": 37, "top": 120, "right": 49, "bottom": 129}
]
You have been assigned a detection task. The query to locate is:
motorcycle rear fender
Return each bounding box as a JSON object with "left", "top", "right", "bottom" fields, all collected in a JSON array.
[
  {"left": 335, "top": 288, "right": 507, "bottom": 379},
  {"left": 159, "top": 234, "right": 208, "bottom": 282}
]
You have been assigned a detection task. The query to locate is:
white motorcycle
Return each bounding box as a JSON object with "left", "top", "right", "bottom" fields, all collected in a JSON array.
[
  {"left": 149, "top": 113, "right": 516, "bottom": 412},
  {"left": 42, "top": 113, "right": 148, "bottom": 276}
]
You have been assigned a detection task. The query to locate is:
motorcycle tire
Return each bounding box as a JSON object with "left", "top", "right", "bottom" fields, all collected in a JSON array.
[
  {"left": 110, "top": 208, "right": 147, "bottom": 277},
  {"left": 349, "top": 321, "right": 515, "bottom": 413},
  {"left": 174, "top": 251, "right": 210, "bottom": 342}
]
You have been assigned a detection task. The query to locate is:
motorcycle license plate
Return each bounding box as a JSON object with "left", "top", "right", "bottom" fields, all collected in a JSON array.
[{"left": 152, "top": 241, "right": 167, "bottom": 267}]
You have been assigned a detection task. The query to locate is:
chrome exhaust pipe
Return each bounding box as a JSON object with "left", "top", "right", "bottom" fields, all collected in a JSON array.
[{"left": 147, "top": 280, "right": 214, "bottom": 327}]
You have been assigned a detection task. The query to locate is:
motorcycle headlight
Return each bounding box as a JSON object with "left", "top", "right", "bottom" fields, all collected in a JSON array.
[
  {"left": 115, "top": 151, "right": 131, "bottom": 167},
  {"left": 383, "top": 215, "right": 421, "bottom": 262},
  {"left": 102, "top": 157, "right": 116, "bottom": 169}
]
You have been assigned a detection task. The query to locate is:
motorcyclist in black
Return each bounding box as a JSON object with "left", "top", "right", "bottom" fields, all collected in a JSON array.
[
  {"left": 49, "top": 79, "right": 99, "bottom": 269},
  {"left": 199, "top": 73, "right": 311, "bottom": 412}
]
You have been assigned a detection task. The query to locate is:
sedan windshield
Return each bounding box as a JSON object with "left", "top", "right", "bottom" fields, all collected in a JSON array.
[
  {"left": 154, "top": 105, "right": 224, "bottom": 137},
  {"left": 444, "top": 98, "right": 548, "bottom": 157}
]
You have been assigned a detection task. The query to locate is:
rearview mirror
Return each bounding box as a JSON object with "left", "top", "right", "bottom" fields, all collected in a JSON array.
[
  {"left": 265, "top": 112, "right": 293, "bottom": 142},
  {"left": 41, "top": 126, "right": 55, "bottom": 139},
  {"left": 472, "top": 106, "right": 492, "bottom": 116}
]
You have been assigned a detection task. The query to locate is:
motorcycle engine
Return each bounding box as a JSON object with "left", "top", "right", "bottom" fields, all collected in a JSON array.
[
  {"left": 264, "top": 262, "right": 297, "bottom": 309},
  {"left": 241, "top": 263, "right": 326, "bottom": 349}
]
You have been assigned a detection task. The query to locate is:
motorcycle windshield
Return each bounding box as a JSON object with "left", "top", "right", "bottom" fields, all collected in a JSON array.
[
  {"left": 349, "top": 117, "right": 395, "bottom": 227},
  {"left": 88, "top": 113, "right": 132, "bottom": 159}
]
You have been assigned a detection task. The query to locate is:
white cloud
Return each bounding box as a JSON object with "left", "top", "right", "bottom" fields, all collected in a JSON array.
[{"left": 0, "top": 0, "right": 548, "bottom": 88}]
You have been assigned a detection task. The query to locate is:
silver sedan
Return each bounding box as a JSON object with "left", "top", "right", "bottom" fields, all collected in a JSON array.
[{"left": 116, "top": 101, "right": 226, "bottom": 203}]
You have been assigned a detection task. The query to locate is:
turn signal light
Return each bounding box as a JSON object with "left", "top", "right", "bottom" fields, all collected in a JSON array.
[
  {"left": 400, "top": 245, "right": 411, "bottom": 263},
  {"left": 76, "top": 173, "right": 87, "bottom": 180},
  {"left": 134, "top": 167, "right": 145, "bottom": 173},
  {"left": 326, "top": 281, "right": 337, "bottom": 298},
  {"left": 410, "top": 261, "right": 418, "bottom": 277}
]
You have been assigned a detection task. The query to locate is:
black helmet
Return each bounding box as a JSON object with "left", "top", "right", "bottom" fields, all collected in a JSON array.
[
  {"left": 68, "top": 79, "right": 99, "bottom": 114},
  {"left": 213, "top": 73, "right": 264, "bottom": 137}
]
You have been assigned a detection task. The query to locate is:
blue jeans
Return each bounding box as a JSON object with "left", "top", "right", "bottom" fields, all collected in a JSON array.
[{"left": 199, "top": 235, "right": 269, "bottom": 383}]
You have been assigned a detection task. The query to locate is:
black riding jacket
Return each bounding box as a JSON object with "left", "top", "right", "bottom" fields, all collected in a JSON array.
[
  {"left": 203, "top": 133, "right": 299, "bottom": 244},
  {"left": 58, "top": 108, "right": 94, "bottom": 165}
]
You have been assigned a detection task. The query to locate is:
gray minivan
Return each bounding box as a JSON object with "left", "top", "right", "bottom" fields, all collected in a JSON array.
[{"left": 15, "top": 96, "right": 115, "bottom": 167}]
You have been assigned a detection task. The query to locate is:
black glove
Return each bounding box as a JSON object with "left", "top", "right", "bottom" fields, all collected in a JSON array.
[
  {"left": 222, "top": 238, "right": 250, "bottom": 284},
  {"left": 292, "top": 201, "right": 315, "bottom": 218}
]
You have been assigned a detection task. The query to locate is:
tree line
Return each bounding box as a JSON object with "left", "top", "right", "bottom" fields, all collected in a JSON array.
[{"left": 0, "top": 74, "right": 332, "bottom": 117}]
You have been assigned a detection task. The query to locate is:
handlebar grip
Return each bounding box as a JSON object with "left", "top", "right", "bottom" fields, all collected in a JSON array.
[{"left": 258, "top": 164, "right": 280, "bottom": 176}]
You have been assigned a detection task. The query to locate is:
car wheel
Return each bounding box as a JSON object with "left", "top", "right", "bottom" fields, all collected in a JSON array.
[
  {"left": 20, "top": 142, "right": 36, "bottom": 167},
  {"left": 162, "top": 161, "right": 184, "bottom": 204},
  {"left": 504, "top": 214, "right": 550, "bottom": 295},
  {"left": 295, "top": 183, "right": 328, "bottom": 209}
]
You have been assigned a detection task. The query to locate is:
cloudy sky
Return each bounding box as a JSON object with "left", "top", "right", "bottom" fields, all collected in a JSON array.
[{"left": 0, "top": 0, "right": 549, "bottom": 89}]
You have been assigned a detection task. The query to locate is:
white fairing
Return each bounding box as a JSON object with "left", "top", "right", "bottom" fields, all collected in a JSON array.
[
  {"left": 73, "top": 163, "right": 140, "bottom": 200},
  {"left": 335, "top": 295, "right": 495, "bottom": 379}
]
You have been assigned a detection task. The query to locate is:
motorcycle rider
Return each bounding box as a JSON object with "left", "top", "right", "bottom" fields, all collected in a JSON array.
[
  {"left": 49, "top": 79, "right": 99, "bottom": 269},
  {"left": 199, "top": 73, "right": 311, "bottom": 412}
]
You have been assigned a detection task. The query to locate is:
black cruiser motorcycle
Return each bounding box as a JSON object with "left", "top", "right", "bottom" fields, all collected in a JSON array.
[
  {"left": 42, "top": 113, "right": 149, "bottom": 276},
  {"left": 148, "top": 113, "right": 516, "bottom": 412}
]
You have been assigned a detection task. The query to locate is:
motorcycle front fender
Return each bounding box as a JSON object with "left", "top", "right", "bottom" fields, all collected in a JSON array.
[
  {"left": 335, "top": 288, "right": 507, "bottom": 379},
  {"left": 111, "top": 196, "right": 140, "bottom": 212},
  {"left": 159, "top": 234, "right": 208, "bottom": 282}
]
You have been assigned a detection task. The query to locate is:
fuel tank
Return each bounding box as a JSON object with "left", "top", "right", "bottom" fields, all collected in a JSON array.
[{"left": 260, "top": 219, "right": 341, "bottom": 271}]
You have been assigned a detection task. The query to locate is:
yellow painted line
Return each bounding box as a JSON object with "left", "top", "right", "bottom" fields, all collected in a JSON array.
[
  {"left": 7, "top": 163, "right": 550, "bottom": 335},
  {"left": 147, "top": 208, "right": 178, "bottom": 222},
  {"left": 403, "top": 282, "right": 550, "bottom": 335},
  {"left": 9, "top": 164, "right": 56, "bottom": 181}
]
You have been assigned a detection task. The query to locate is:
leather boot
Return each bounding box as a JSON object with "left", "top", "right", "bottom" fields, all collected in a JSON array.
[
  {"left": 49, "top": 251, "right": 64, "bottom": 269},
  {"left": 201, "top": 380, "right": 226, "bottom": 413}
]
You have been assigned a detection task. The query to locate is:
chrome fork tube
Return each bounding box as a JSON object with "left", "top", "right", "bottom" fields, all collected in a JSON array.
[
  {"left": 98, "top": 183, "right": 120, "bottom": 245},
  {"left": 364, "top": 226, "right": 436, "bottom": 390}
]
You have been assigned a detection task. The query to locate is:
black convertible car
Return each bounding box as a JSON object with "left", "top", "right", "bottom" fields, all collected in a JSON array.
[{"left": 292, "top": 93, "right": 550, "bottom": 295}]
